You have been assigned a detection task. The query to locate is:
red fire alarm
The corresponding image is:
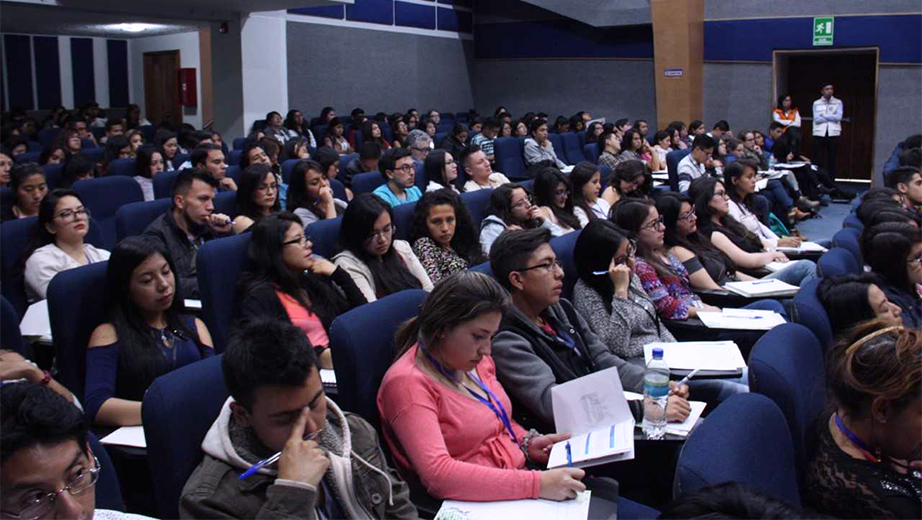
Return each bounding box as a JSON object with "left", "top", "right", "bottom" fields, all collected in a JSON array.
[{"left": 178, "top": 68, "right": 197, "bottom": 106}]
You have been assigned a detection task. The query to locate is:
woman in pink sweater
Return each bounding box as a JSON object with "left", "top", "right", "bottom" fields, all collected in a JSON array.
[{"left": 377, "top": 271, "right": 586, "bottom": 502}]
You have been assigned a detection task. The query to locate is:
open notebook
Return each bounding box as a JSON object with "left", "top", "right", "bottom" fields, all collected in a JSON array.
[{"left": 724, "top": 279, "right": 799, "bottom": 297}]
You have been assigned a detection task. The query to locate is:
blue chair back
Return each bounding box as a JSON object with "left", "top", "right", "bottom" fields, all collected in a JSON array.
[
  {"left": 392, "top": 200, "right": 417, "bottom": 242},
  {"left": 28, "top": 140, "right": 41, "bottom": 152},
  {"left": 352, "top": 171, "right": 386, "bottom": 195},
  {"left": 842, "top": 214, "right": 863, "bottom": 230},
  {"left": 226, "top": 165, "right": 242, "bottom": 182},
  {"left": 560, "top": 132, "right": 586, "bottom": 164},
  {"left": 339, "top": 153, "right": 359, "bottom": 173},
  {"left": 584, "top": 142, "right": 600, "bottom": 164},
  {"left": 90, "top": 127, "right": 106, "bottom": 140},
  {"left": 469, "top": 261, "right": 493, "bottom": 277},
  {"left": 138, "top": 125, "right": 156, "bottom": 142},
  {"left": 460, "top": 188, "right": 493, "bottom": 231},
  {"left": 414, "top": 161, "right": 427, "bottom": 192},
  {"left": 675, "top": 393, "right": 801, "bottom": 505},
  {"left": 666, "top": 149, "right": 691, "bottom": 192},
  {"left": 171, "top": 153, "right": 190, "bottom": 169},
  {"left": 305, "top": 217, "right": 342, "bottom": 259},
  {"left": 832, "top": 227, "right": 862, "bottom": 266},
  {"left": 549, "top": 230, "right": 581, "bottom": 300},
  {"left": 330, "top": 178, "right": 347, "bottom": 202},
  {"left": 80, "top": 138, "right": 97, "bottom": 149},
  {"left": 74, "top": 176, "right": 144, "bottom": 248},
  {"left": 792, "top": 279, "right": 833, "bottom": 349},
  {"left": 214, "top": 191, "right": 237, "bottom": 218},
  {"left": 547, "top": 134, "right": 567, "bottom": 165},
  {"left": 1, "top": 295, "right": 25, "bottom": 355},
  {"left": 227, "top": 149, "right": 242, "bottom": 166},
  {"left": 749, "top": 323, "right": 826, "bottom": 484},
  {"left": 0, "top": 187, "right": 12, "bottom": 208},
  {"left": 48, "top": 261, "right": 109, "bottom": 401},
  {"left": 38, "top": 128, "right": 60, "bottom": 148},
  {"left": 232, "top": 137, "right": 246, "bottom": 150},
  {"left": 142, "top": 355, "right": 227, "bottom": 519},
  {"left": 115, "top": 198, "right": 173, "bottom": 241},
  {"left": 78, "top": 147, "right": 104, "bottom": 163},
  {"left": 106, "top": 158, "right": 136, "bottom": 177},
  {"left": 434, "top": 132, "right": 448, "bottom": 148},
  {"left": 817, "top": 247, "right": 859, "bottom": 277},
  {"left": 152, "top": 170, "right": 180, "bottom": 199},
  {"left": 281, "top": 158, "right": 300, "bottom": 184},
  {"left": 88, "top": 432, "right": 125, "bottom": 512},
  {"left": 14, "top": 151, "right": 41, "bottom": 164},
  {"left": 577, "top": 131, "right": 587, "bottom": 148},
  {"left": 196, "top": 234, "right": 251, "bottom": 352},
  {"left": 43, "top": 163, "right": 64, "bottom": 190},
  {"left": 330, "top": 289, "right": 428, "bottom": 429},
  {"left": 494, "top": 138, "right": 526, "bottom": 180}
]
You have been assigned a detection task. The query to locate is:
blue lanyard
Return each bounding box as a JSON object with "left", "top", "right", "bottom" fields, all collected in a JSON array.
[
  {"left": 834, "top": 411, "right": 881, "bottom": 464},
  {"left": 420, "top": 344, "right": 519, "bottom": 446}
]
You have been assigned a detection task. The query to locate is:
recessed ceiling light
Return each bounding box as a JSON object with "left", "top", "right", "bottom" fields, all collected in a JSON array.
[{"left": 111, "top": 23, "right": 161, "bottom": 33}]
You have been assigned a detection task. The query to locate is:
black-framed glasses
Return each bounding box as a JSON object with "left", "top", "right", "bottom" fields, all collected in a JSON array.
[
  {"left": 640, "top": 216, "right": 665, "bottom": 231},
  {"left": 713, "top": 190, "right": 729, "bottom": 199},
  {"left": 393, "top": 164, "right": 415, "bottom": 174},
  {"left": 282, "top": 234, "right": 311, "bottom": 247},
  {"left": 2, "top": 457, "right": 101, "bottom": 520},
  {"left": 55, "top": 206, "right": 91, "bottom": 221},
  {"left": 678, "top": 209, "right": 696, "bottom": 222},
  {"left": 366, "top": 224, "right": 394, "bottom": 242},
  {"left": 613, "top": 240, "right": 636, "bottom": 265},
  {"left": 907, "top": 255, "right": 922, "bottom": 266},
  {"left": 511, "top": 194, "right": 534, "bottom": 210},
  {"left": 516, "top": 259, "right": 563, "bottom": 274}
]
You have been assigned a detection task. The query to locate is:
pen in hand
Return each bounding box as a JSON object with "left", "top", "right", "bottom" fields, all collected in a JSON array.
[
  {"left": 670, "top": 368, "right": 700, "bottom": 396},
  {"left": 238, "top": 429, "right": 323, "bottom": 480}
]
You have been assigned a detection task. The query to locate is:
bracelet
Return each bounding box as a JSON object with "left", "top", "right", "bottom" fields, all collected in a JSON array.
[
  {"left": 520, "top": 429, "right": 541, "bottom": 464},
  {"left": 39, "top": 370, "right": 52, "bottom": 386}
]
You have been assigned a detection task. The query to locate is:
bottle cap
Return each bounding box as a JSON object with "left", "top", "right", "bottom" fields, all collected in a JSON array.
[{"left": 652, "top": 347, "right": 663, "bottom": 359}]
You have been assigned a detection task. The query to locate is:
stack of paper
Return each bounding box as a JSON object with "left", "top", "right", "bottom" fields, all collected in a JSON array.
[
  {"left": 776, "top": 241, "right": 828, "bottom": 254},
  {"left": 644, "top": 341, "right": 745, "bottom": 377},
  {"left": 764, "top": 261, "right": 788, "bottom": 272},
  {"left": 696, "top": 308, "right": 787, "bottom": 331},
  {"left": 724, "top": 279, "right": 799, "bottom": 297},
  {"left": 623, "top": 392, "right": 706, "bottom": 438},
  {"left": 435, "top": 490, "right": 591, "bottom": 520},
  {"left": 100, "top": 426, "right": 147, "bottom": 448}
]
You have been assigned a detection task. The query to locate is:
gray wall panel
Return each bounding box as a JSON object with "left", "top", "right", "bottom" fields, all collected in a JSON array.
[
  {"left": 705, "top": 0, "right": 921, "bottom": 20},
  {"left": 702, "top": 62, "right": 774, "bottom": 136},
  {"left": 874, "top": 65, "right": 922, "bottom": 182}
]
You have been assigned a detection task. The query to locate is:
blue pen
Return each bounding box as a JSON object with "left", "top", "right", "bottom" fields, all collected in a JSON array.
[
  {"left": 565, "top": 441, "right": 573, "bottom": 467},
  {"left": 238, "top": 429, "right": 323, "bottom": 480}
]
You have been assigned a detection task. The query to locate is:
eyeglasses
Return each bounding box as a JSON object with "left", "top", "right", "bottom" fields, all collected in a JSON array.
[
  {"left": 908, "top": 256, "right": 922, "bottom": 266},
  {"left": 516, "top": 259, "right": 563, "bottom": 274},
  {"left": 613, "top": 240, "right": 636, "bottom": 265},
  {"left": 2, "top": 457, "right": 101, "bottom": 520},
  {"left": 713, "top": 190, "right": 729, "bottom": 199},
  {"left": 554, "top": 188, "right": 570, "bottom": 197},
  {"left": 393, "top": 164, "right": 415, "bottom": 174},
  {"left": 678, "top": 210, "right": 696, "bottom": 222},
  {"left": 55, "top": 206, "right": 91, "bottom": 221},
  {"left": 411, "top": 147, "right": 430, "bottom": 155},
  {"left": 366, "top": 224, "right": 394, "bottom": 242},
  {"left": 256, "top": 182, "right": 279, "bottom": 192},
  {"left": 640, "top": 216, "right": 665, "bottom": 231},
  {"left": 282, "top": 234, "right": 311, "bottom": 248},
  {"left": 511, "top": 195, "right": 534, "bottom": 210}
]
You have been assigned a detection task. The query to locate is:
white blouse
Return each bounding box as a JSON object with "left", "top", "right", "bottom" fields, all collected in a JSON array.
[{"left": 25, "top": 243, "right": 110, "bottom": 301}]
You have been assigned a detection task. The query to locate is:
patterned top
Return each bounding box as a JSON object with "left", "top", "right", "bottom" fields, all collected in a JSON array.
[
  {"left": 412, "top": 237, "right": 469, "bottom": 284},
  {"left": 598, "top": 151, "right": 628, "bottom": 171},
  {"left": 634, "top": 254, "right": 702, "bottom": 320}
]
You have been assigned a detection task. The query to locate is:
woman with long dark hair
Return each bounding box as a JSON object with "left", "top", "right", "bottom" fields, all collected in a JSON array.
[
  {"left": 533, "top": 167, "right": 581, "bottom": 236},
  {"left": 283, "top": 109, "right": 317, "bottom": 148},
  {"left": 102, "top": 135, "right": 131, "bottom": 176},
  {"left": 817, "top": 274, "right": 904, "bottom": 339},
  {"left": 479, "top": 183, "right": 549, "bottom": 255},
  {"left": 424, "top": 149, "right": 462, "bottom": 193},
  {"left": 724, "top": 161, "right": 805, "bottom": 244},
  {"left": 85, "top": 236, "right": 214, "bottom": 425},
  {"left": 619, "top": 128, "right": 663, "bottom": 171},
  {"left": 861, "top": 222, "right": 922, "bottom": 328},
  {"left": 287, "top": 159, "right": 346, "bottom": 228},
  {"left": 233, "top": 164, "right": 280, "bottom": 234},
  {"left": 332, "top": 193, "right": 433, "bottom": 302},
  {"left": 133, "top": 144, "right": 164, "bottom": 201},
  {"left": 235, "top": 212, "right": 366, "bottom": 368},
  {"left": 441, "top": 123, "right": 469, "bottom": 159},
  {"left": 410, "top": 189, "right": 485, "bottom": 283},
  {"left": 1, "top": 164, "right": 48, "bottom": 222},
  {"left": 610, "top": 160, "right": 654, "bottom": 201},
  {"left": 154, "top": 130, "right": 182, "bottom": 171},
  {"left": 362, "top": 119, "right": 391, "bottom": 152},
  {"left": 570, "top": 162, "right": 611, "bottom": 227}
]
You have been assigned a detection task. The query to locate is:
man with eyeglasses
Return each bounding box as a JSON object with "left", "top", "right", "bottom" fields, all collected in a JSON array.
[
  {"left": 1, "top": 382, "right": 152, "bottom": 520},
  {"left": 372, "top": 148, "right": 422, "bottom": 207},
  {"left": 404, "top": 130, "right": 431, "bottom": 166},
  {"left": 489, "top": 228, "right": 691, "bottom": 433},
  {"left": 677, "top": 134, "right": 715, "bottom": 193}
]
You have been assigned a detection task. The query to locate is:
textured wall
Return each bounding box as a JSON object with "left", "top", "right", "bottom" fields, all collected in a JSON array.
[
  {"left": 705, "top": 0, "right": 921, "bottom": 20},
  {"left": 473, "top": 59, "right": 657, "bottom": 124},
  {"left": 702, "top": 62, "right": 773, "bottom": 135},
  {"left": 286, "top": 22, "right": 475, "bottom": 116},
  {"left": 874, "top": 65, "right": 922, "bottom": 181}
]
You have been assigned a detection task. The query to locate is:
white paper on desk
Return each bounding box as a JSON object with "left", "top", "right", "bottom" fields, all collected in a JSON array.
[
  {"left": 184, "top": 299, "right": 202, "bottom": 310},
  {"left": 696, "top": 309, "right": 786, "bottom": 331},
  {"left": 758, "top": 170, "right": 787, "bottom": 180},
  {"left": 776, "top": 241, "right": 827, "bottom": 253},
  {"left": 764, "top": 261, "right": 788, "bottom": 272},
  {"left": 774, "top": 162, "right": 807, "bottom": 169},
  {"left": 561, "top": 165, "right": 575, "bottom": 174},
  {"left": 724, "top": 278, "right": 799, "bottom": 297},
  {"left": 645, "top": 341, "right": 745, "bottom": 372},
  {"left": 100, "top": 426, "right": 147, "bottom": 448},
  {"left": 754, "top": 178, "right": 768, "bottom": 191},
  {"left": 664, "top": 401, "right": 706, "bottom": 437},
  {"left": 19, "top": 299, "right": 51, "bottom": 338},
  {"left": 436, "top": 490, "right": 591, "bottom": 520},
  {"left": 320, "top": 369, "right": 336, "bottom": 386}
]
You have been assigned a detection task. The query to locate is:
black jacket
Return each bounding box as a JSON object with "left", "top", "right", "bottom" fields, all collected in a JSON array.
[{"left": 143, "top": 210, "right": 228, "bottom": 299}]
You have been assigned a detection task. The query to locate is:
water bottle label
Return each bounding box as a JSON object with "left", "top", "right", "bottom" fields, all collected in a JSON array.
[{"left": 644, "top": 383, "right": 669, "bottom": 398}]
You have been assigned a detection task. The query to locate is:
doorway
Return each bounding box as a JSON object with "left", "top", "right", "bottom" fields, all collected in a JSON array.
[
  {"left": 143, "top": 50, "right": 181, "bottom": 126},
  {"left": 773, "top": 49, "right": 878, "bottom": 181}
]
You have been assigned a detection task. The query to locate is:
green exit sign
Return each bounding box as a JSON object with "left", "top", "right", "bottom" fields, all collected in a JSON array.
[{"left": 813, "top": 17, "right": 834, "bottom": 46}]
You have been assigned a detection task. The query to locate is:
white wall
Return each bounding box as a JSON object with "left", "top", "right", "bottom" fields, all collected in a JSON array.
[
  {"left": 128, "top": 30, "right": 203, "bottom": 128},
  {"left": 240, "top": 11, "right": 288, "bottom": 135}
]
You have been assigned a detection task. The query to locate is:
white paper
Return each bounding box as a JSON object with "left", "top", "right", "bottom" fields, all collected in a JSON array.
[
  {"left": 320, "top": 369, "right": 336, "bottom": 386},
  {"left": 776, "top": 241, "right": 827, "bottom": 253},
  {"left": 644, "top": 341, "right": 745, "bottom": 372},
  {"left": 548, "top": 422, "right": 633, "bottom": 468},
  {"left": 184, "top": 299, "right": 202, "bottom": 310},
  {"left": 561, "top": 165, "right": 575, "bottom": 174},
  {"left": 724, "top": 279, "right": 799, "bottom": 297},
  {"left": 100, "top": 426, "right": 147, "bottom": 448},
  {"left": 19, "top": 299, "right": 51, "bottom": 338},
  {"left": 696, "top": 309, "right": 787, "bottom": 330},
  {"left": 623, "top": 391, "right": 644, "bottom": 401},
  {"left": 664, "top": 401, "right": 707, "bottom": 437},
  {"left": 764, "top": 261, "right": 788, "bottom": 272},
  {"left": 758, "top": 170, "right": 787, "bottom": 180},
  {"left": 436, "top": 490, "right": 591, "bottom": 520},
  {"left": 774, "top": 162, "right": 807, "bottom": 169},
  {"left": 651, "top": 172, "right": 669, "bottom": 180},
  {"left": 754, "top": 178, "right": 768, "bottom": 191}
]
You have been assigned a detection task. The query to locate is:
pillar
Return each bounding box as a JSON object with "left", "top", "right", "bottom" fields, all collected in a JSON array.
[{"left": 650, "top": 0, "right": 704, "bottom": 130}]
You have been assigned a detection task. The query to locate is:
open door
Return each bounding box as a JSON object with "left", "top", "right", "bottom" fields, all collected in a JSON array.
[
  {"left": 143, "top": 50, "right": 182, "bottom": 126},
  {"left": 773, "top": 48, "right": 878, "bottom": 182}
]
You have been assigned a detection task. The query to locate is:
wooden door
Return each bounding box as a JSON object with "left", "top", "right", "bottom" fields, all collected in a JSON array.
[
  {"left": 143, "top": 50, "right": 181, "bottom": 126},
  {"left": 783, "top": 51, "right": 877, "bottom": 181}
]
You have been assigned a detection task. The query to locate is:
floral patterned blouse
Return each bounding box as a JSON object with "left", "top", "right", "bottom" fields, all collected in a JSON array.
[{"left": 412, "top": 237, "right": 469, "bottom": 284}]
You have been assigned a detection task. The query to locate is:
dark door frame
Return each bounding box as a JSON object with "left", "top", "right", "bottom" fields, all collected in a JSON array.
[{"left": 143, "top": 49, "right": 182, "bottom": 126}]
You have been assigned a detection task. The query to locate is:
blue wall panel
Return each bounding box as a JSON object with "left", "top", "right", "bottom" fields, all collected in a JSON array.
[
  {"left": 346, "top": 0, "right": 394, "bottom": 25},
  {"left": 70, "top": 38, "right": 95, "bottom": 106},
  {"left": 33, "top": 36, "right": 61, "bottom": 109},
  {"left": 474, "top": 21, "right": 654, "bottom": 60},
  {"left": 395, "top": 2, "right": 436, "bottom": 30},
  {"left": 3, "top": 35, "right": 34, "bottom": 109},
  {"left": 288, "top": 6, "right": 345, "bottom": 19},
  {"left": 106, "top": 40, "right": 129, "bottom": 107},
  {"left": 704, "top": 15, "right": 922, "bottom": 64},
  {"left": 438, "top": 7, "right": 472, "bottom": 33}
]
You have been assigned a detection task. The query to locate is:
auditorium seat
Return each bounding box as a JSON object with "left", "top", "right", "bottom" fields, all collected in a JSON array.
[
  {"left": 38, "top": 128, "right": 60, "bottom": 148},
  {"left": 460, "top": 188, "right": 493, "bottom": 231},
  {"left": 352, "top": 171, "right": 386, "bottom": 195},
  {"left": 666, "top": 149, "right": 691, "bottom": 192},
  {"left": 304, "top": 216, "right": 342, "bottom": 259},
  {"left": 392, "top": 200, "right": 418, "bottom": 242},
  {"left": 227, "top": 149, "right": 242, "bottom": 166},
  {"left": 817, "top": 247, "right": 860, "bottom": 277},
  {"left": 232, "top": 137, "right": 246, "bottom": 150},
  {"left": 281, "top": 158, "right": 300, "bottom": 184},
  {"left": 226, "top": 165, "right": 242, "bottom": 182},
  {"left": 172, "top": 153, "right": 190, "bottom": 170},
  {"left": 494, "top": 137, "right": 526, "bottom": 180},
  {"left": 81, "top": 138, "right": 97, "bottom": 149},
  {"left": 142, "top": 354, "right": 227, "bottom": 520},
  {"left": 792, "top": 279, "right": 833, "bottom": 349},
  {"left": 547, "top": 134, "right": 567, "bottom": 165},
  {"left": 330, "top": 178, "right": 347, "bottom": 202},
  {"left": 196, "top": 234, "right": 251, "bottom": 352},
  {"left": 1, "top": 295, "right": 25, "bottom": 356},
  {"left": 152, "top": 170, "right": 180, "bottom": 199},
  {"left": 577, "top": 130, "right": 587, "bottom": 148},
  {"left": 78, "top": 147, "right": 104, "bottom": 163},
  {"left": 560, "top": 132, "right": 586, "bottom": 164},
  {"left": 549, "top": 230, "right": 581, "bottom": 300},
  {"left": 115, "top": 199, "right": 173, "bottom": 242},
  {"left": 842, "top": 214, "right": 863, "bottom": 230},
  {"left": 339, "top": 153, "right": 358, "bottom": 173},
  {"left": 13, "top": 151, "right": 40, "bottom": 164},
  {"left": 675, "top": 393, "right": 801, "bottom": 506},
  {"left": 74, "top": 176, "right": 144, "bottom": 248},
  {"left": 138, "top": 125, "right": 156, "bottom": 142},
  {"left": 42, "top": 163, "right": 64, "bottom": 190},
  {"left": 469, "top": 261, "right": 493, "bottom": 277},
  {"left": 434, "top": 132, "right": 448, "bottom": 148},
  {"left": 584, "top": 142, "right": 600, "bottom": 164},
  {"left": 749, "top": 323, "right": 826, "bottom": 485},
  {"left": 832, "top": 227, "right": 862, "bottom": 266},
  {"left": 106, "top": 158, "right": 136, "bottom": 177},
  {"left": 214, "top": 191, "right": 237, "bottom": 217},
  {"left": 88, "top": 431, "right": 125, "bottom": 512}
]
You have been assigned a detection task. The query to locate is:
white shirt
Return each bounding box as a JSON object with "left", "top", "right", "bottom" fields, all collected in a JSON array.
[
  {"left": 426, "top": 180, "right": 460, "bottom": 193},
  {"left": 463, "top": 172, "right": 510, "bottom": 192},
  {"left": 727, "top": 198, "right": 779, "bottom": 250},
  {"left": 25, "top": 243, "right": 110, "bottom": 301},
  {"left": 812, "top": 95, "right": 843, "bottom": 137},
  {"left": 573, "top": 198, "right": 612, "bottom": 227},
  {"left": 677, "top": 153, "right": 707, "bottom": 193}
]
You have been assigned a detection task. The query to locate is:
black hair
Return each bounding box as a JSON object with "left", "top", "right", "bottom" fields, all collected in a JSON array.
[
  {"left": 361, "top": 120, "right": 386, "bottom": 148},
  {"left": 134, "top": 144, "right": 162, "bottom": 179},
  {"left": 724, "top": 159, "right": 761, "bottom": 214},
  {"left": 4, "top": 135, "right": 28, "bottom": 153},
  {"left": 153, "top": 130, "right": 178, "bottom": 159},
  {"left": 528, "top": 118, "right": 548, "bottom": 137},
  {"left": 689, "top": 120, "right": 704, "bottom": 133},
  {"left": 610, "top": 198, "right": 674, "bottom": 278},
  {"left": 191, "top": 143, "right": 223, "bottom": 168},
  {"left": 284, "top": 109, "right": 306, "bottom": 134},
  {"left": 690, "top": 176, "right": 765, "bottom": 254},
  {"left": 776, "top": 93, "right": 793, "bottom": 109},
  {"left": 712, "top": 120, "right": 730, "bottom": 132},
  {"left": 1, "top": 383, "right": 89, "bottom": 465},
  {"left": 653, "top": 130, "right": 670, "bottom": 146},
  {"left": 319, "top": 107, "right": 335, "bottom": 124},
  {"left": 768, "top": 121, "right": 785, "bottom": 132},
  {"left": 861, "top": 222, "right": 920, "bottom": 290},
  {"left": 60, "top": 155, "right": 96, "bottom": 189},
  {"left": 884, "top": 166, "right": 921, "bottom": 190},
  {"left": 337, "top": 193, "right": 423, "bottom": 297},
  {"left": 632, "top": 119, "right": 648, "bottom": 130},
  {"left": 9, "top": 163, "right": 46, "bottom": 213},
  {"left": 409, "top": 189, "right": 484, "bottom": 266},
  {"left": 457, "top": 143, "right": 483, "bottom": 173},
  {"left": 482, "top": 117, "right": 500, "bottom": 130},
  {"left": 424, "top": 149, "right": 463, "bottom": 192},
  {"left": 574, "top": 219, "right": 632, "bottom": 313},
  {"left": 856, "top": 199, "right": 903, "bottom": 226},
  {"left": 864, "top": 208, "right": 920, "bottom": 228},
  {"left": 286, "top": 159, "right": 338, "bottom": 222},
  {"left": 359, "top": 141, "right": 381, "bottom": 161},
  {"left": 534, "top": 166, "right": 581, "bottom": 230},
  {"left": 658, "top": 482, "right": 807, "bottom": 519},
  {"left": 485, "top": 183, "right": 538, "bottom": 227},
  {"left": 691, "top": 134, "right": 715, "bottom": 152},
  {"left": 818, "top": 273, "right": 889, "bottom": 338},
  {"left": 23, "top": 189, "right": 85, "bottom": 262},
  {"left": 171, "top": 168, "right": 218, "bottom": 200},
  {"left": 489, "top": 227, "right": 553, "bottom": 290},
  {"left": 898, "top": 148, "right": 921, "bottom": 168},
  {"left": 236, "top": 164, "right": 280, "bottom": 222},
  {"left": 378, "top": 147, "right": 413, "bottom": 181},
  {"left": 902, "top": 134, "right": 922, "bottom": 149},
  {"left": 614, "top": 118, "right": 629, "bottom": 130},
  {"left": 861, "top": 187, "right": 901, "bottom": 204},
  {"left": 314, "top": 146, "right": 339, "bottom": 176},
  {"left": 621, "top": 128, "right": 644, "bottom": 153},
  {"left": 103, "top": 135, "right": 130, "bottom": 169},
  {"left": 222, "top": 318, "right": 320, "bottom": 411},
  {"left": 239, "top": 142, "right": 264, "bottom": 169},
  {"left": 40, "top": 145, "right": 71, "bottom": 166},
  {"left": 658, "top": 191, "right": 739, "bottom": 279},
  {"left": 613, "top": 160, "right": 653, "bottom": 198},
  {"left": 570, "top": 161, "right": 602, "bottom": 222}
]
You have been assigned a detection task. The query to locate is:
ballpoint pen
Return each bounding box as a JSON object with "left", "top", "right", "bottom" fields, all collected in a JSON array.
[
  {"left": 565, "top": 441, "right": 573, "bottom": 467},
  {"left": 238, "top": 429, "right": 323, "bottom": 480}
]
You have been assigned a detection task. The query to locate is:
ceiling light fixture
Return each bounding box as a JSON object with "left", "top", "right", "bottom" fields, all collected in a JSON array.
[{"left": 111, "top": 23, "right": 160, "bottom": 33}]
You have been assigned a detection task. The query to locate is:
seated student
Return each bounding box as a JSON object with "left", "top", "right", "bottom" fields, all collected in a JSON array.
[
  {"left": 772, "top": 140, "right": 853, "bottom": 202},
  {"left": 101, "top": 135, "right": 131, "bottom": 175},
  {"left": 233, "top": 164, "right": 280, "bottom": 234},
  {"left": 262, "top": 111, "right": 292, "bottom": 144},
  {"left": 411, "top": 189, "right": 484, "bottom": 284},
  {"left": 390, "top": 117, "right": 409, "bottom": 148},
  {"left": 861, "top": 222, "right": 922, "bottom": 328},
  {"left": 314, "top": 146, "right": 353, "bottom": 202},
  {"left": 343, "top": 141, "right": 380, "bottom": 187},
  {"left": 479, "top": 183, "right": 550, "bottom": 255},
  {"left": 651, "top": 130, "right": 672, "bottom": 167},
  {"left": 724, "top": 161, "right": 803, "bottom": 249},
  {"left": 461, "top": 144, "right": 510, "bottom": 191},
  {"left": 58, "top": 154, "right": 97, "bottom": 189},
  {"left": 0, "top": 147, "right": 10, "bottom": 188},
  {"left": 570, "top": 161, "right": 611, "bottom": 227},
  {"left": 885, "top": 166, "right": 922, "bottom": 215},
  {"left": 154, "top": 131, "right": 186, "bottom": 171},
  {"left": 332, "top": 193, "right": 432, "bottom": 302},
  {"left": 57, "top": 128, "right": 83, "bottom": 155},
  {"left": 533, "top": 167, "right": 581, "bottom": 237},
  {"left": 372, "top": 148, "right": 422, "bottom": 207},
  {"left": 0, "top": 383, "right": 151, "bottom": 520},
  {"left": 378, "top": 271, "right": 588, "bottom": 502},
  {"left": 424, "top": 149, "right": 461, "bottom": 193},
  {"left": 597, "top": 130, "right": 626, "bottom": 171},
  {"left": 288, "top": 159, "right": 346, "bottom": 228},
  {"left": 489, "top": 228, "right": 692, "bottom": 432},
  {"left": 620, "top": 128, "right": 664, "bottom": 172},
  {"left": 805, "top": 319, "right": 921, "bottom": 519},
  {"left": 524, "top": 119, "right": 567, "bottom": 170},
  {"left": 361, "top": 119, "right": 391, "bottom": 152},
  {"left": 690, "top": 177, "right": 817, "bottom": 286},
  {"left": 677, "top": 134, "right": 715, "bottom": 192},
  {"left": 143, "top": 169, "right": 233, "bottom": 299},
  {"left": 1, "top": 164, "right": 48, "bottom": 222},
  {"left": 258, "top": 137, "right": 284, "bottom": 177},
  {"left": 660, "top": 482, "right": 809, "bottom": 519},
  {"left": 284, "top": 109, "right": 317, "bottom": 148},
  {"left": 282, "top": 135, "right": 311, "bottom": 164},
  {"left": 4, "top": 135, "right": 28, "bottom": 157},
  {"left": 23, "top": 190, "right": 109, "bottom": 302},
  {"left": 40, "top": 144, "right": 71, "bottom": 166},
  {"left": 234, "top": 213, "right": 365, "bottom": 369},
  {"left": 818, "top": 274, "right": 904, "bottom": 340},
  {"left": 470, "top": 117, "right": 499, "bottom": 163},
  {"left": 126, "top": 129, "right": 144, "bottom": 157},
  {"left": 85, "top": 237, "right": 215, "bottom": 426},
  {"left": 324, "top": 120, "right": 353, "bottom": 155},
  {"left": 611, "top": 159, "right": 655, "bottom": 202},
  {"left": 180, "top": 319, "right": 417, "bottom": 519},
  {"left": 133, "top": 144, "right": 165, "bottom": 201},
  {"left": 585, "top": 121, "right": 604, "bottom": 144},
  {"left": 192, "top": 143, "right": 235, "bottom": 192}
]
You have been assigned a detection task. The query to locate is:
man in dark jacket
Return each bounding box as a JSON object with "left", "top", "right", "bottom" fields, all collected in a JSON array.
[
  {"left": 489, "top": 228, "right": 691, "bottom": 433},
  {"left": 180, "top": 319, "right": 418, "bottom": 519},
  {"left": 142, "top": 168, "right": 233, "bottom": 298}
]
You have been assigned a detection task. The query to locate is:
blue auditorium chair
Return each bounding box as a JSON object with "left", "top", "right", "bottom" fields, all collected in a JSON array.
[
  {"left": 74, "top": 176, "right": 144, "bottom": 247},
  {"left": 304, "top": 216, "right": 342, "bottom": 259},
  {"left": 352, "top": 171, "right": 386, "bottom": 195},
  {"left": 48, "top": 262, "right": 109, "bottom": 401},
  {"left": 38, "top": 128, "right": 60, "bottom": 148},
  {"left": 817, "top": 247, "right": 860, "bottom": 277},
  {"left": 434, "top": 132, "right": 448, "bottom": 148},
  {"left": 577, "top": 130, "right": 587, "bottom": 148},
  {"left": 469, "top": 261, "right": 493, "bottom": 277},
  {"left": 749, "top": 323, "right": 826, "bottom": 484},
  {"left": 549, "top": 230, "right": 581, "bottom": 300},
  {"left": 584, "top": 142, "right": 600, "bottom": 164},
  {"left": 1, "top": 295, "right": 25, "bottom": 355},
  {"left": 547, "top": 134, "right": 567, "bottom": 165},
  {"left": 842, "top": 214, "right": 863, "bottom": 230},
  {"left": 26, "top": 140, "right": 41, "bottom": 153},
  {"left": 196, "top": 234, "right": 251, "bottom": 352},
  {"left": 560, "top": 132, "right": 586, "bottom": 164},
  {"left": 792, "top": 279, "right": 833, "bottom": 349},
  {"left": 281, "top": 158, "right": 300, "bottom": 184},
  {"left": 78, "top": 147, "right": 104, "bottom": 163},
  {"left": 330, "top": 178, "right": 347, "bottom": 202},
  {"left": 392, "top": 200, "right": 418, "bottom": 242},
  {"left": 172, "top": 153, "right": 190, "bottom": 170},
  {"left": 142, "top": 355, "right": 227, "bottom": 520},
  {"left": 106, "top": 158, "right": 136, "bottom": 177},
  {"left": 88, "top": 431, "right": 125, "bottom": 512},
  {"left": 90, "top": 127, "right": 106, "bottom": 141},
  {"left": 460, "top": 188, "right": 493, "bottom": 231},
  {"left": 227, "top": 149, "right": 242, "bottom": 166},
  {"left": 115, "top": 199, "right": 173, "bottom": 242},
  {"left": 494, "top": 137, "right": 526, "bottom": 180},
  {"left": 832, "top": 227, "right": 862, "bottom": 266},
  {"left": 225, "top": 165, "right": 242, "bottom": 182},
  {"left": 42, "top": 163, "right": 64, "bottom": 190},
  {"left": 339, "top": 153, "right": 358, "bottom": 173},
  {"left": 152, "top": 170, "right": 180, "bottom": 199},
  {"left": 138, "top": 125, "right": 156, "bottom": 142},
  {"left": 232, "top": 137, "right": 246, "bottom": 150},
  {"left": 675, "top": 393, "right": 801, "bottom": 506},
  {"left": 81, "top": 138, "right": 98, "bottom": 149},
  {"left": 214, "top": 190, "right": 237, "bottom": 217},
  {"left": 13, "top": 151, "right": 40, "bottom": 164},
  {"left": 666, "top": 149, "right": 691, "bottom": 192}
]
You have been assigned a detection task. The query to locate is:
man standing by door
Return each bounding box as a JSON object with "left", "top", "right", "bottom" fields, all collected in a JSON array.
[{"left": 812, "top": 83, "right": 843, "bottom": 178}]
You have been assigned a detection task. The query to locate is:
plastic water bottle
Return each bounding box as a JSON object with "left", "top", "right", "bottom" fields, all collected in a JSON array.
[{"left": 642, "top": 348, "right": 670, "bottom": 439}]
